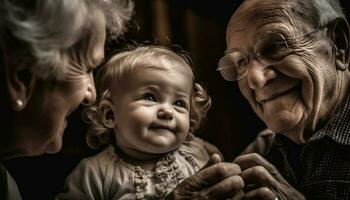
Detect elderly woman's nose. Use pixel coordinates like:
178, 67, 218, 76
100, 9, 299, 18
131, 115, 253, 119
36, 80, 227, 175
82, 82, 96, 106
247, 60, 277, 89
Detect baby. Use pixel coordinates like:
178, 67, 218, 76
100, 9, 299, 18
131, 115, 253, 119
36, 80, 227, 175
56, 45, 220, 199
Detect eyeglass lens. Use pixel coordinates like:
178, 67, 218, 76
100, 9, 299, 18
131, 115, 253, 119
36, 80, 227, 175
218, 32, 289, 81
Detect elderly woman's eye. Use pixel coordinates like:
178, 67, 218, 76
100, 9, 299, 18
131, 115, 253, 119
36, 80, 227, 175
142, 93, 157, 102
87, 68, 94, 73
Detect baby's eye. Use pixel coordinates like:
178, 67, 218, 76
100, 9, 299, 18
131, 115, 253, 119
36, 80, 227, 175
142, 93, 157, 102
173, 100, 187, 109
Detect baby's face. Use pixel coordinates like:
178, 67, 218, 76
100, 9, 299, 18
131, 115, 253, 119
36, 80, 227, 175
110, 62, 193, 160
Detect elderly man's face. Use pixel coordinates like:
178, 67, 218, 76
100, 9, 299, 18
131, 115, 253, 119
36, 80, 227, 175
225, 0, 342, 143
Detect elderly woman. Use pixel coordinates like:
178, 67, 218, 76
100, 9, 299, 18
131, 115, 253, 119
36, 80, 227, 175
217, 0, 350, 199
0, 0, 134, 199
1, 0, 247, 199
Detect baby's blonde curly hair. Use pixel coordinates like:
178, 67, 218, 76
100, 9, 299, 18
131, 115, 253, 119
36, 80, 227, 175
84, 45, 211, 149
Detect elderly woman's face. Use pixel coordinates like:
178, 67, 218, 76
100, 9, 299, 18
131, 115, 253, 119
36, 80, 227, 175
225, 1, 342, 143
13, 29, 105, 157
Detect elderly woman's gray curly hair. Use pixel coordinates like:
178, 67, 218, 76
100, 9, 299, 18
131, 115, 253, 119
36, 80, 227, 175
84, 45, 212, 149
0, 0, 134, 80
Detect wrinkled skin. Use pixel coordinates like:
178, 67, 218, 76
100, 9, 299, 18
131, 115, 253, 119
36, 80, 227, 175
166, 154, 245, 200
225, 0, 350, 199
234, 153, 305, 200
227, 0, 347, 144
2, 15, 105, 159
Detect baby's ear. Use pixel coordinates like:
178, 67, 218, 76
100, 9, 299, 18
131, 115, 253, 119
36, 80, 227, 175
99, 99, 116, 129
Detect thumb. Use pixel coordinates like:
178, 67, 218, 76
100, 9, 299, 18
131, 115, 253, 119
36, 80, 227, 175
200, 153, 222, 171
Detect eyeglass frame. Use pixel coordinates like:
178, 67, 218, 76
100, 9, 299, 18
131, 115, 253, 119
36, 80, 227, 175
217, 26, 327, 81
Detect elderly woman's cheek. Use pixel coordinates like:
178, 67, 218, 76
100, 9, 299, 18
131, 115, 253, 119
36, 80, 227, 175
65, 74, 93, 102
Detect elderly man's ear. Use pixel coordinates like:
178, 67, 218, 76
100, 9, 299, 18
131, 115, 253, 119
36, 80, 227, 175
329, 17, 350, 71
99, 99, 116, 129
6, 61, 36, 111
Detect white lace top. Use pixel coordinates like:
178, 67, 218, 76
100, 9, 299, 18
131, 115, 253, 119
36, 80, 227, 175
56, 136, 210, 200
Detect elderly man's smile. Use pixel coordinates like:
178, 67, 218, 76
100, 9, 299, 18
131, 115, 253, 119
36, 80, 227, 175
262, 86, 300, 109
255, 81, 301, 105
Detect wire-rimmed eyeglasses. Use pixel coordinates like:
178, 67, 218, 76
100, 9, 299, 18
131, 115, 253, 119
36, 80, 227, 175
217, 28, 323, 81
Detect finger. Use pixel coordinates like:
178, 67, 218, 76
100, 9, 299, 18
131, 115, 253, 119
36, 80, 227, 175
245, 187, 275, 200
210, 153, 222, 164
241, 165, 278, 188
203, 141, 224, 159
192, 153, 223, 189
194, 162, 241, 187
231, 190, 245, 200
234, 153, 284, 182
234, 153, 273, 171
202, 175, 245, 199
200, 153, 222, 171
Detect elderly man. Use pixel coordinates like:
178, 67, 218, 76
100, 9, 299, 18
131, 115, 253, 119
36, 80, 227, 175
217, 0, 350, 199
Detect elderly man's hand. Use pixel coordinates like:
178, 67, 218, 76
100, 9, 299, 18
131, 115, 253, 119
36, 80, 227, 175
166, 153, 245, 200
234, 153, 305, 200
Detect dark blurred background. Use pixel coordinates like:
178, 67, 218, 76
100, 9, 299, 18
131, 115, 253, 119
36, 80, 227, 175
4, 0, 350, 199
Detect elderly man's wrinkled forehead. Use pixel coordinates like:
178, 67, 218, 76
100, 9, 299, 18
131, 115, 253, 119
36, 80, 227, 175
228, 0, 302, 34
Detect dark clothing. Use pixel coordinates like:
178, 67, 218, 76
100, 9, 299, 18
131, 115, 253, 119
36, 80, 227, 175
0, 163, 22, 200
266, 95, 350, 200
0, 163, 8, 200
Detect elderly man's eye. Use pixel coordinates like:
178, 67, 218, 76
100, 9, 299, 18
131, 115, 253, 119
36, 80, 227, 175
265, 43, 280, 53
235, 57, 248, 73
258, 39, 289, 60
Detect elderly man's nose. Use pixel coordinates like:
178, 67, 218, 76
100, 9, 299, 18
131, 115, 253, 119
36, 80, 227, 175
82, 83, 96, 106
247, 60, 277, 89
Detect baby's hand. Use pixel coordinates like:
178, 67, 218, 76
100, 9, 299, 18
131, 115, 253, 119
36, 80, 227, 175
203, 153, 222, 166
203, 141, 224, 160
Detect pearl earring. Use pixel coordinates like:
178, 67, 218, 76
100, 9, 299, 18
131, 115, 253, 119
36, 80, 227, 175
16, 99, 23, 109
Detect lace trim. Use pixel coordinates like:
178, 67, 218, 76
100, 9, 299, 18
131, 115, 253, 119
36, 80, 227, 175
178, 149, 200, 171
131, 151, 198, 199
